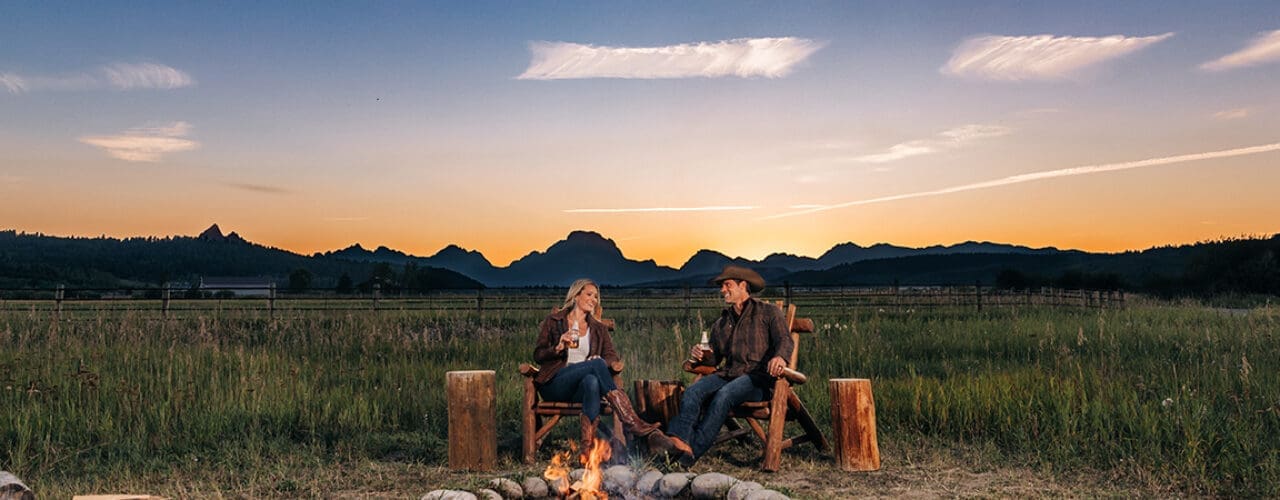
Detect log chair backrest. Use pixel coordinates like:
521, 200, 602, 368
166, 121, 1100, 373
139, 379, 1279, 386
776, 301, 800, 369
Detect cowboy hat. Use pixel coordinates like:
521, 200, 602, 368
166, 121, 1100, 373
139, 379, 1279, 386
709, 264, 765, 293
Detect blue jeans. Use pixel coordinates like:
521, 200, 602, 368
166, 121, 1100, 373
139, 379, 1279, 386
667, 374, 764, 458
537, 358, 617, 421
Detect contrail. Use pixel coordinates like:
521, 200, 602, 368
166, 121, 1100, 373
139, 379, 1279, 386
566, 206, 757, 214
761, 142, 1280, 220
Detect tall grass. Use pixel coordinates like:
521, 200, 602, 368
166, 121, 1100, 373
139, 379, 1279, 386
2, 301, 1277, 496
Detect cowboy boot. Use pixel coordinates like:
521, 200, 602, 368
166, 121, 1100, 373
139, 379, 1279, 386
646, 431, 693, 458
603, 389, 661, 437
580, 416, 598, 459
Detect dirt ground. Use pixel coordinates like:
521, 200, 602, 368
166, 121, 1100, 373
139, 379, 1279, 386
40, 437, 1173, 499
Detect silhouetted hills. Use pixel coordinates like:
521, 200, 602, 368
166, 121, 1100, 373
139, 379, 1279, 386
0, 226, 480, 292
2, 225, 1277, 298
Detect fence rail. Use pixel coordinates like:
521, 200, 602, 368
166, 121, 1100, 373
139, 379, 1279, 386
0, 283, 1124, 319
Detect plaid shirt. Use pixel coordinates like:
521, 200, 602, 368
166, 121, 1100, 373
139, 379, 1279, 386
693, 298, 794, 386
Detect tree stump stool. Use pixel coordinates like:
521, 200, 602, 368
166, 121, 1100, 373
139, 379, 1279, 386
829, 378, 881, 471
633, 379, 684, 430
447, 370, 497, 471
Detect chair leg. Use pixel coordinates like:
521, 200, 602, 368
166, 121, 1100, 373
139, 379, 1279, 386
523, 411, 537, 464
789, 391, 830, 452
762, 382, 790, 472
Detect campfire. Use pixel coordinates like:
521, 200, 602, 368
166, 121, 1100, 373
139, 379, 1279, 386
543, 437, 612, 499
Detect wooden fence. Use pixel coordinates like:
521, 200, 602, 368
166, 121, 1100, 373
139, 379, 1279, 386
0, 283, 1123, 319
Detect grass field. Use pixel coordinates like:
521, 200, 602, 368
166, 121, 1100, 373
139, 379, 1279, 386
2, 297, 1277, 497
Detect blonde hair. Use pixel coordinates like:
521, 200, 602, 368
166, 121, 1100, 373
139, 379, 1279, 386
561, 278, 600, 313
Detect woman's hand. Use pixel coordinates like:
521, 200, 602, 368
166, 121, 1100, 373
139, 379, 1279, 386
555, 331, 575, 351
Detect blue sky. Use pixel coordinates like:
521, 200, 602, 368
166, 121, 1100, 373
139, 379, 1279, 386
3, 1, 1279, 266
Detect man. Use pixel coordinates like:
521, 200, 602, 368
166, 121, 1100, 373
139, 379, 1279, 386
663, 264, 794, 466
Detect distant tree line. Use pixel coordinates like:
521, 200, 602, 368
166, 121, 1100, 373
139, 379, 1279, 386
993, 235, 1280, 298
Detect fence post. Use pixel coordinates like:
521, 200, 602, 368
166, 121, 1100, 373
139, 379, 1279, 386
784, 281, 792, 309
56, 284, 65, 320
162, 282, 171, 318
682, 285, 691, 317
373, 283, 381, 310
269, 282, 276, 319
476, 287, 484, 314
974, 280, 982, 312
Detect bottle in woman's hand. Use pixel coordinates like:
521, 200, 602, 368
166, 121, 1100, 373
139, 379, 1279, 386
568, 321, 580, 349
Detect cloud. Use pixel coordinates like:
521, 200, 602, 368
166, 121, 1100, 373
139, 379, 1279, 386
2, 62, 193, 94
942, 33, 1174, 81
79, 121, 199, 162
1201, 30, 1280, 71
325, 217, 369, 222
853, 124, 1012, 164
518, 37, 824, 80
763, 142, 1280, 220
101, 63, 194, 90
224, 182, 291, 195
1213, 108, 1251, 120
564, 205, 757, 214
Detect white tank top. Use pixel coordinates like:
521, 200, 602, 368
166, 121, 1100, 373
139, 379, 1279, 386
566, 331, 591, 364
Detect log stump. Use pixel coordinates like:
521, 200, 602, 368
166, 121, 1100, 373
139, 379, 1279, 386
829, 378, 881, 471
633, 380, 684, 430
447, 370, 497, 471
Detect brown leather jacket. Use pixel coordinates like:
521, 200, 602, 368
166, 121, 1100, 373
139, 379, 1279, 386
690, 298, 794, 386
532, 308, 621, 386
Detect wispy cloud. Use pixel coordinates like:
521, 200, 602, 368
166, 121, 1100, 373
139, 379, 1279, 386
518, 37, 824, 80
224, 182, 291, 195
853, 124, 1012, 164
1213, 108, 1251, 120
1201, 30, 1280, 71
1, 62, 193, 94
79, 121, 199, 162
325, 217, 369, 222
942, 33, 1174, 81
564, 206, 757, 214
762, 142, 1280, 220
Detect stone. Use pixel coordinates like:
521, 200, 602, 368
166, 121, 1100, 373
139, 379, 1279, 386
744, 489, 791, 500
520, 476, 549, 499
602, 465, 637, 493
690, 472, 738, 499
421, 490, 478, 500
488, 478, 523, 499
728, 481, 764, 500
570, 468, 586, 482
657, 472, 697, 498
477, 489, 503, 500
634, 470, 664, 495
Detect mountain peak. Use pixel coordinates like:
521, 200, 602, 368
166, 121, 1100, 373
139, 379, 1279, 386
198, 224, 224, 241
198, 224, 245, 243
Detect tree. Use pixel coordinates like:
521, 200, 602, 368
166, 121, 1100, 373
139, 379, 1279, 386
335, 273, 354, 294
288, 268, 313, 294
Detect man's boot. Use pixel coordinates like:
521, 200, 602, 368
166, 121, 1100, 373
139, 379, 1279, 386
604, 389, 661, 437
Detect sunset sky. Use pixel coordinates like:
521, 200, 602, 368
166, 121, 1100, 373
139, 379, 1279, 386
3, 2, 1279, 267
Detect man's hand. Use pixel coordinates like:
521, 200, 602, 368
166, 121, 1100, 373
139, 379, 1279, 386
688, 345, 704, 362
767, 356, 787, 377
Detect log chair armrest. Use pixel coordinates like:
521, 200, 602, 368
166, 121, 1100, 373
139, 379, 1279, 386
779, 367, 808, 385
519, 363, 539, 378
608, 360, 625, 374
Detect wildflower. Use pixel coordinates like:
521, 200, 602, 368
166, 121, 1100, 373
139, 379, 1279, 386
1162, 398, 1174, 408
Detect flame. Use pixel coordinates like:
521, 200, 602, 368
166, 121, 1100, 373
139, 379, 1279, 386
542, 437, 612, 499
578, 436, 612, 499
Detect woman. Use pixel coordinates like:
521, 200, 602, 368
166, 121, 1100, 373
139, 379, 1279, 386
533, 278, 683, 455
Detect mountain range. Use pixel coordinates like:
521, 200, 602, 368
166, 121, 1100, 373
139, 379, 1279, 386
4, 224, 1276, 298
324, 229, 1062, 287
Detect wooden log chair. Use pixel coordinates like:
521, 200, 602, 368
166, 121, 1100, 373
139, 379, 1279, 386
682, 302, 830, 472
519, 307, 627, 464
